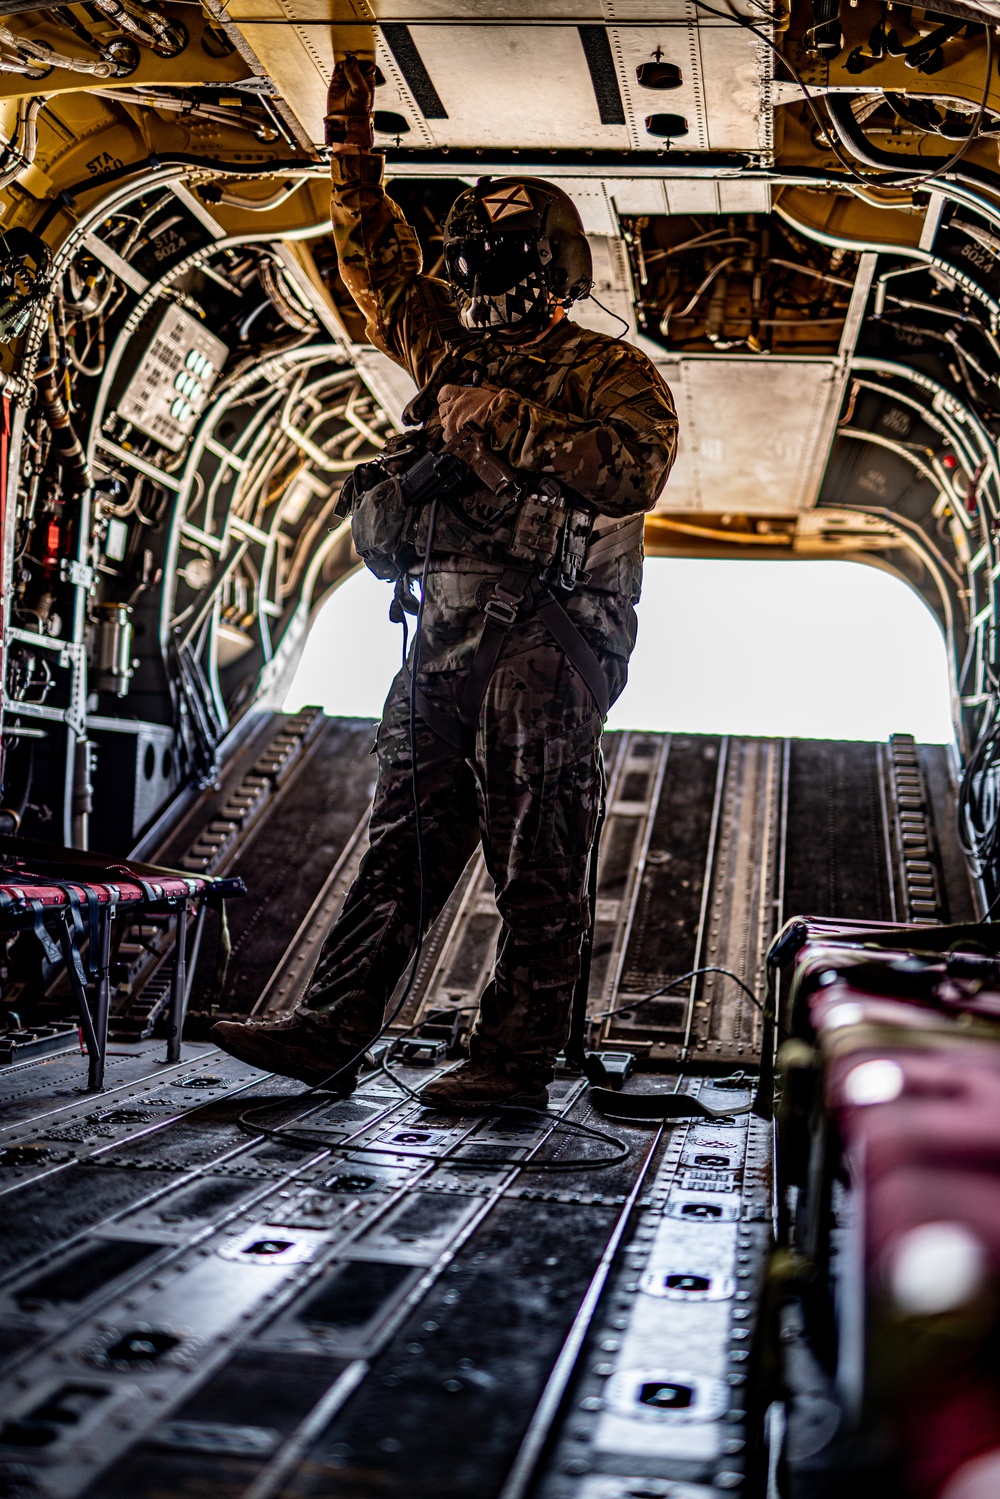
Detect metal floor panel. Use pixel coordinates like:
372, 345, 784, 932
0, 725, 974, 1499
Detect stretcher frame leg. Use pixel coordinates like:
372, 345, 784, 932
60, 922, 103, 1091
90, 906, 114, 1092
165, 899, 193, 1064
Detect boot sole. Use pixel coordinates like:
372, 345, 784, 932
211, 1024, 359, 1093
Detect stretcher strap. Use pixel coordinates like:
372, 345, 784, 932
13, 875, 96, 984
0, 868, 102, 974
59, 886, 89, 989
106, 864, 161, 903
29, 899, 62, 966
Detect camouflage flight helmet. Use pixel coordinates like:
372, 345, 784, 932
443, 177, 593, 331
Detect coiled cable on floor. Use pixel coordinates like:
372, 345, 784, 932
238, 1001, 631, 1172
239, 1071, 631, 1173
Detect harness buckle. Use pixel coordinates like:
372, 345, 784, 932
483, 591, 520, 626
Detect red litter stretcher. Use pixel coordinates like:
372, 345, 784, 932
0, 833, 244, 1092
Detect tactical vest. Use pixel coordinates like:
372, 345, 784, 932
338, 345, 645, 745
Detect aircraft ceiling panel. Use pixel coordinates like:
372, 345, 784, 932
608, 177, 771, 215
223, 4, 773, 152
607, 20, 710, 152
605, 18, 772, 155
363, 6, 772, 155
223, 2, 370, 149
696, 21, 774, 153
650, 358, 846, 514
609, 177, 670, 215
388, 25, 629, 150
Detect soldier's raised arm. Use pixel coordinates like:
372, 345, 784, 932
326, 55, 458, 384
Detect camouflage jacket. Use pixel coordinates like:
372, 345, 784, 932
329, 146, 678, 668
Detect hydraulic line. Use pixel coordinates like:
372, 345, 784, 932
774, 198, 1000, 331
213, 179, 308, 211
824, 59, 998, 192
257, 257, 317, 332
765, 257, 855, 289
91, 0, 180, 54
33, 153, 317, 237
0, 22, 112, 74
852, 354, 1000, 523
671, 256, 738, 320
94, 86, 280, 141
0, 96, 42, 193
33, 345, 92, 494
648, 516, 793, 547
848, 375, 986, 519
836, 425, 959, 515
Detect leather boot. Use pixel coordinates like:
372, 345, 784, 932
211, 1007, 367, 1091
419, 1058, 549, 1113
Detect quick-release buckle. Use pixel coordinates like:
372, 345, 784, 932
483, 591, 520, 626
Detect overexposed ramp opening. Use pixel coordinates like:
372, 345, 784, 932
284, 558, 954, 744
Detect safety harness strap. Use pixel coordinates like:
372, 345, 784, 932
533, 591, 610, 720
457, 568, 534, 740
583, 513, 644, 572
412, 682, 468, 755
411, 567, 612, 756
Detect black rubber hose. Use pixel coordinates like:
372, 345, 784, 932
811, 0, 842, 60
33, 360, 92, 492
824, 91, 1000, 194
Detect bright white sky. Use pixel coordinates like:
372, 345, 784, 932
284, 558, 955, 745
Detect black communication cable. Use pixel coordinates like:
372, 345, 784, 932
239, 1068, 632, 1171
687, 0, 883, 188
823, 28, 996, 188
238, 1001, 633, 1170
595, 964, 765, 1020
238, 996, 632, 1170
586, 289, 630, 340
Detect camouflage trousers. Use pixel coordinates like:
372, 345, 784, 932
304, 636, 626, 1080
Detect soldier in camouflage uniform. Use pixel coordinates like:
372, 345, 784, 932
213, 55, 678, 1110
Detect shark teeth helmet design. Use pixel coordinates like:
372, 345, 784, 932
458, 266, 549, 330
443, 176, 593, 332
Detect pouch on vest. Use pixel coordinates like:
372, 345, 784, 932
351, 475, 415, 581
509, 482, 566, 569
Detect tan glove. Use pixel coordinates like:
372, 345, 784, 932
438, 383, 506, 444
325, 53, 376, 149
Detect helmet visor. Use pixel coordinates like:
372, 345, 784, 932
445, 231, 542, 297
